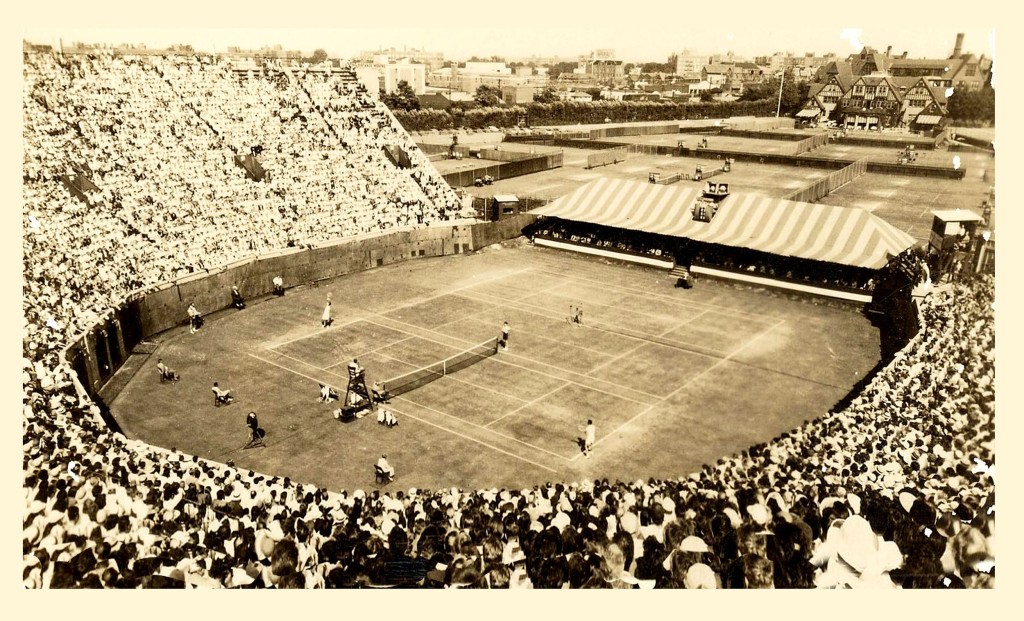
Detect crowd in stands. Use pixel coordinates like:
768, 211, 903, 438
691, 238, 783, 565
23, 51, 472, 350
528, 219, 674, 259
22, 49, 993, 589
529, 218, 877, 291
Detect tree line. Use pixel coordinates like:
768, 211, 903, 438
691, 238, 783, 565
389, 98, 776, 131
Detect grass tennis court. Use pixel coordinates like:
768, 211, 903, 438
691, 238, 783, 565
109, 243, 879, 492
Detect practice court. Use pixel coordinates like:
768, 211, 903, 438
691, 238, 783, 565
110, 244, 879, 492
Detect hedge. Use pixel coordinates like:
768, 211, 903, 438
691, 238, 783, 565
393, 99, 777, 131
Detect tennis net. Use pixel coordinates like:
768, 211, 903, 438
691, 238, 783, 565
382, 337, 500, 398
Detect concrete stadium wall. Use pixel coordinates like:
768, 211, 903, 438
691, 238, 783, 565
470, 213, 538, 249
68, 221, 536, 397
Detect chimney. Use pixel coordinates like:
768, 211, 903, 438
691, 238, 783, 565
953, 33, 964, 58
886, 45, 892, 57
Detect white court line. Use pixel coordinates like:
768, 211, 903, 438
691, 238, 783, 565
484, 380, 571, 428
389, 403, 557, 471
461, 288, 723, 360
365, 317, 658, 405
395, 395, 571, 463
270, 316, 366, 350
429, 368, 530, 403
264, 349, 347, 382
432, 307, 620, 358
322, 335, 417, 370
530, 265, 775, 320
584, 309, 709, 377
571, 317, 786, 461
267, 267, 532, 351
247, 352, 558, 474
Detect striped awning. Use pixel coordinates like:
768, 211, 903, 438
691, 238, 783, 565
531, 178, 916, 269
914, 114, 942, 125
531, 177, 712, 238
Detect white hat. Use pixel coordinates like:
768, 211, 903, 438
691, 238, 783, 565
684, 563, 718, 589
679, 536, 709, 553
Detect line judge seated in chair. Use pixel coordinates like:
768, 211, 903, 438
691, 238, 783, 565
371, 380, 389, 403
212, 382, 234, 407
377, 407, 398, 428
319, 383, 340, 403
376, 454, 395, 483
156, 358, 180, 382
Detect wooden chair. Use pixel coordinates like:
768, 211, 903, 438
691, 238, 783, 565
375, 466, 393, 484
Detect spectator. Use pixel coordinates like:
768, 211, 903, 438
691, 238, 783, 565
231, 285, 246, 310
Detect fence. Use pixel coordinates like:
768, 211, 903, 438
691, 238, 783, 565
586, 146, 630, 169
831, 133, 939, 150
723, 116, 794, 131
588, 122, 680, 139
791, 132, 830, 155
784, 158, 869, 202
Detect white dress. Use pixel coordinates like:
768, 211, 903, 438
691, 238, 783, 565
322, 302, 331, 323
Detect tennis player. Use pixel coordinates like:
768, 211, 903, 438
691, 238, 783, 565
501, 321, 510, 351
579, 419, 595, 458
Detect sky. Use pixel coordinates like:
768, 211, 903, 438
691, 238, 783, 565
18, 1, 999, 63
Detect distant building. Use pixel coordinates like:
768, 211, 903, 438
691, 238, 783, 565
801, 33, 988, 129
501, 85, 537, 105
464, 61, 512, 75
354, 66, 382, 93
577, 49, 626, 85
357, 47, 445, 71
557, 90, 594, 102
675, 50, 708, 77
383, 59, 426, 94
837, 74, 904, 129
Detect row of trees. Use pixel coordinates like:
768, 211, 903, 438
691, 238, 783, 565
391, 98, 776, 131
946, 86, 995, 123
738, 74, 810, 117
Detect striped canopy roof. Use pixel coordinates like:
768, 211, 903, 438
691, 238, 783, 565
531, 178, 916, 269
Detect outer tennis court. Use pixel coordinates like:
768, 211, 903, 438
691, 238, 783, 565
110, 243, 879, 492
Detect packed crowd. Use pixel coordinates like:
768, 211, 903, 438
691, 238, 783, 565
23, 51, 472, 349
528, 219, 674, 259
23, 264, 995, 588
22, 50, 993, 589
529, 218, 877, 291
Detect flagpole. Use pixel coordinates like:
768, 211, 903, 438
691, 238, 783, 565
776, 65, 785, 117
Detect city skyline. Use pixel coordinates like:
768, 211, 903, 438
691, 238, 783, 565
20, 1, 997, 64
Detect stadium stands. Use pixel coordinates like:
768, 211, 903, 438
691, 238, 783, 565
22, 49, 994, 588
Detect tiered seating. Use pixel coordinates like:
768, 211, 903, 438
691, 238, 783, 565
21, 49, 994, 589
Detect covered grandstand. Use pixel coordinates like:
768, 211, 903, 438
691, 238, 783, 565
531, 178, 916, 270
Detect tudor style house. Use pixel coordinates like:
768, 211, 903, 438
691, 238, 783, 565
796, 33, 988, 130
837, 75, 904, 129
